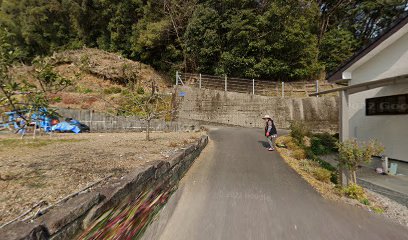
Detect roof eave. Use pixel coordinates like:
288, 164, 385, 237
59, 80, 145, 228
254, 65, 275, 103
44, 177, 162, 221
326, 13, 408, 82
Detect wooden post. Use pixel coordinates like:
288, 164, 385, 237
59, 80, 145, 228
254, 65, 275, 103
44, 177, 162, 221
281, 82, 285, 98
176, 71, 179, 86
199, 73, 202, 89
225, 75, 227, 92
38, 122, 41, 137
33, 120, 37, 139
33, 122, 37, 139
304, 83, 308, 97
89, 110, 93, 132
316, 80, 319, 97
146, 119, 151, 141
290, 84, 293, 97
252, 79, 255, 95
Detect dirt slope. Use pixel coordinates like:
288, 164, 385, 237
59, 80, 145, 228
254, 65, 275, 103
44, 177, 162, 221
51, 48, 169, 90
10, 48, 172, 113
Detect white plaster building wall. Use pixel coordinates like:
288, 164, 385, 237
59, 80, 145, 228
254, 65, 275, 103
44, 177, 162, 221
348, 31, 408, 161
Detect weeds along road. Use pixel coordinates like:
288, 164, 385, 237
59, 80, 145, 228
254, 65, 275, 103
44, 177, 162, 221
142, 127, 408, 240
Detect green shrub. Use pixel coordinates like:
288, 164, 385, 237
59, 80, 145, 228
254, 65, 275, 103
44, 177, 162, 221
314, 159, 338, 184
121, 89, 130, 95
360, 198, 370, 205
330, 172, 338, 185
137, 87, 145, 95
75, 85, 93, 94
337, 139, 384, 184
305, 148, 317, 160
310, 140, 328, 155
83, 88, 93, 94
312, 167, 332, 183
342, 184, 367, 201
290, 121, 310, 145
314, 158, 336, 172
310, 133, 338, 155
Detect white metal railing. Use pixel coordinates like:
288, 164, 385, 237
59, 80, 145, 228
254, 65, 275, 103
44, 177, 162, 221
175, 71, 339, 98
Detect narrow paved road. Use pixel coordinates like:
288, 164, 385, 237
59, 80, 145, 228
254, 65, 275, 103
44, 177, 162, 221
142, 127, 408, 240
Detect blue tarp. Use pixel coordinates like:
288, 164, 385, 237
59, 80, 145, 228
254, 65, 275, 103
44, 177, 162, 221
69, 119, 81, 125
51, 122, 81, 134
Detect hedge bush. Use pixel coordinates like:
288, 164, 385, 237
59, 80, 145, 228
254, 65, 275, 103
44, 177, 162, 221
342, 184, 367, 202
310, 133, 338, 156
290, 121, 310, 146
312, 168, 332, 183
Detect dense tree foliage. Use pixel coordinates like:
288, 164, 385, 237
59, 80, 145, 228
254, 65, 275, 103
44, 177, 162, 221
1, 0, 407, 81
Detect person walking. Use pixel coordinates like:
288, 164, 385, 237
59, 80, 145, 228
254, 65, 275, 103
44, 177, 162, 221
263, 115, 277, 151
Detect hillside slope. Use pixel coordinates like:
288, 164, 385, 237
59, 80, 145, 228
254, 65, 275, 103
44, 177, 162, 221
11, 48, 172, 113
51, 48, 169, 90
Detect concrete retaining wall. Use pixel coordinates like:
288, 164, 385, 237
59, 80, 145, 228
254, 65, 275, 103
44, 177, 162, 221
57, 108, 200, 132
175, 86, 339, 131
0, 136, 209, 240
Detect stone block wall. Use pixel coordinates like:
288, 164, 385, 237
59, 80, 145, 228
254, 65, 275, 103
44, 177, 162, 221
175, 86, 339, 131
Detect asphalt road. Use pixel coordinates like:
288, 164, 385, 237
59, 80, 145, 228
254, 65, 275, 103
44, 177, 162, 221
142, 127, 408, 240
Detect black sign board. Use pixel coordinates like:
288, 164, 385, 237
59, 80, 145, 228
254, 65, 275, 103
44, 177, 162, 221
366, 94, 408, 115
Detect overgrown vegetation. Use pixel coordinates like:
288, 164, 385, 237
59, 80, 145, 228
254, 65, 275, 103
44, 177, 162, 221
337, 139, 384, 185
290, 121, 338, 156
342, 184, 368, 203
279, 132, 337, 185
287, 121, 385, 187
310, 133, 338, 156
119, 81, 173, 141
1, 48, 73, 136
278, 121, 385, 213
1, 1, 407, 80
290, 121, 311, 146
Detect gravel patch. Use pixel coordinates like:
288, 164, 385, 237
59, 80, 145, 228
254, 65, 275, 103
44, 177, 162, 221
366, 189, 408, 227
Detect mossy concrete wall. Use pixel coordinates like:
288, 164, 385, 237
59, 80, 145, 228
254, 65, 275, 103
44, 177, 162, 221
175, 86, 339, 131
